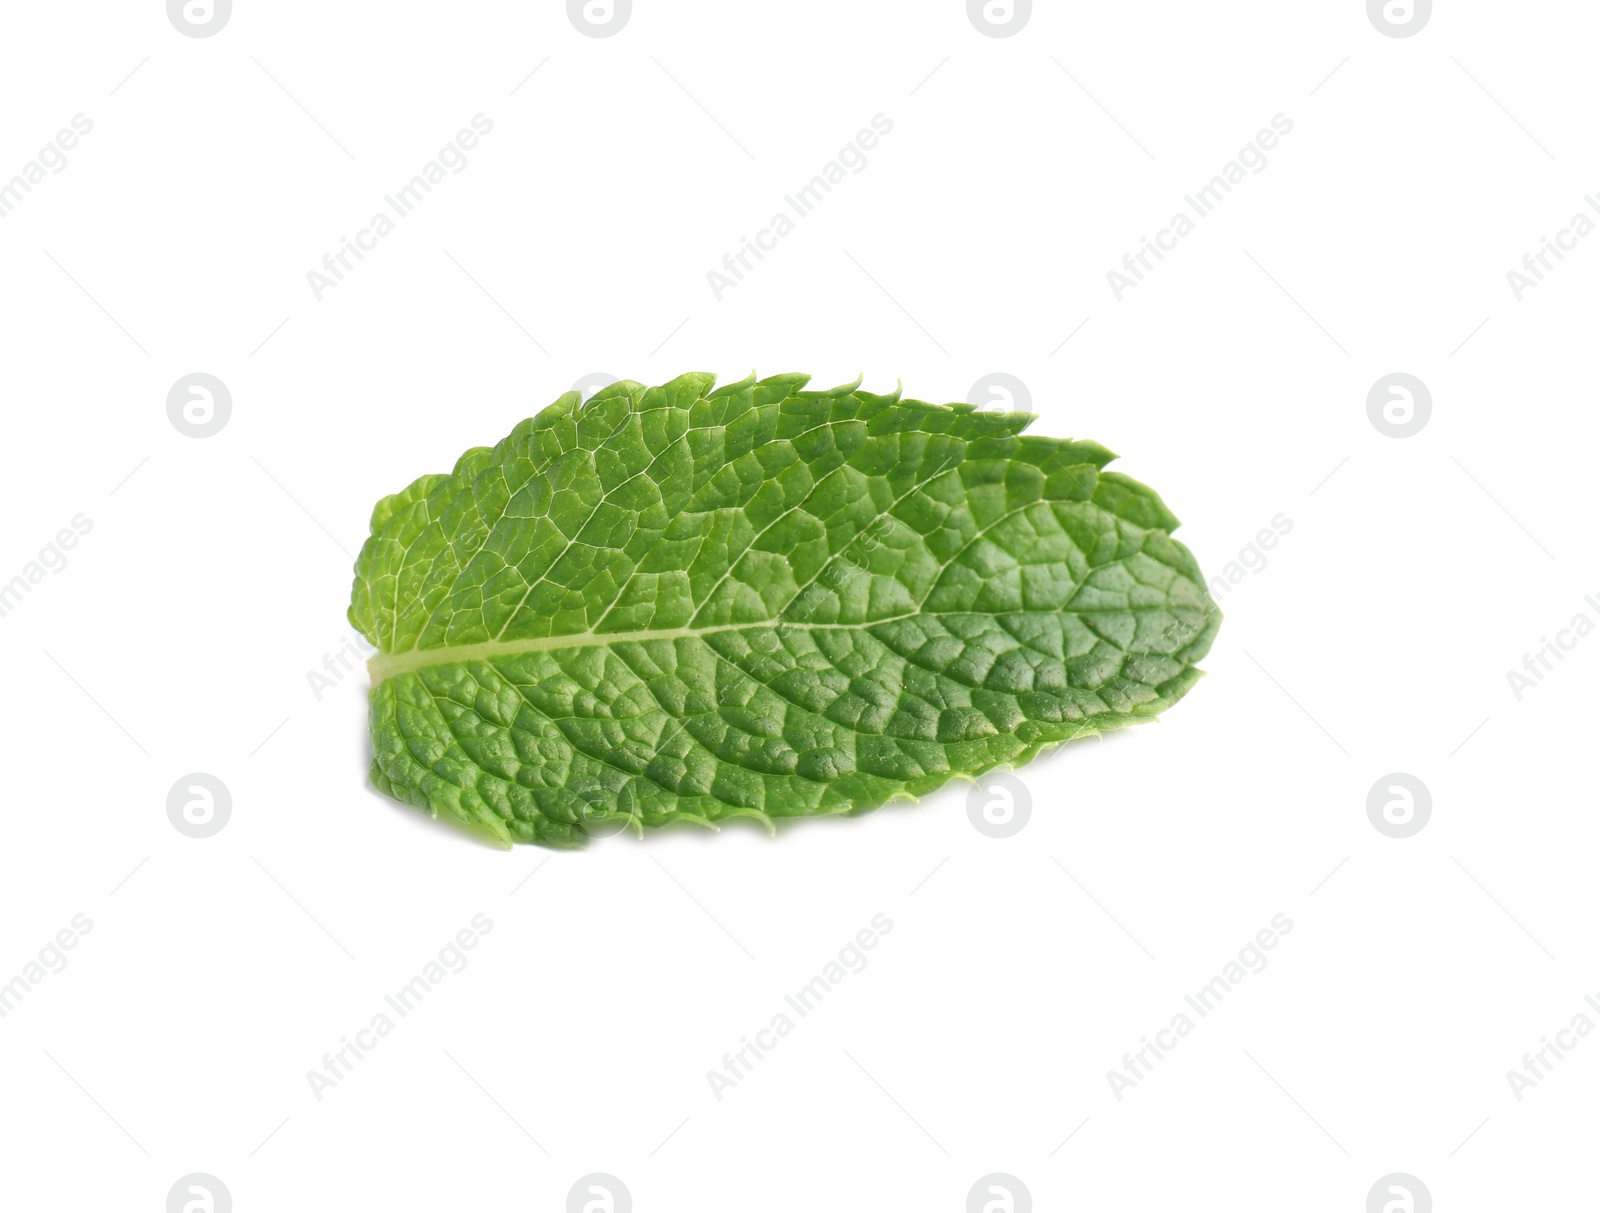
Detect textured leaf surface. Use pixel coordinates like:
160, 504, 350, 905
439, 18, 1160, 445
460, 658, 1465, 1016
350, 372, 1220, 847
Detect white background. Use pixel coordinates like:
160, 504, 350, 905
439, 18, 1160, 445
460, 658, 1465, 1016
1, 1, 1594, 1209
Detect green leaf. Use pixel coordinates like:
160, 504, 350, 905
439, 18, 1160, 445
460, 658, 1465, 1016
349, 372, 1220, 848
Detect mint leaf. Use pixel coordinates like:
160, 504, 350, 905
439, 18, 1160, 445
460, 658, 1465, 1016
350, 372, 1220, 847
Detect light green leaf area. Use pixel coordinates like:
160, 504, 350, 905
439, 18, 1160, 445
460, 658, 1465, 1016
349, 372, 1220, 848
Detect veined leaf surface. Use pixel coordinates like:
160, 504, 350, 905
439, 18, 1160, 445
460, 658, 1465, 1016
350, 372, 1220, 847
